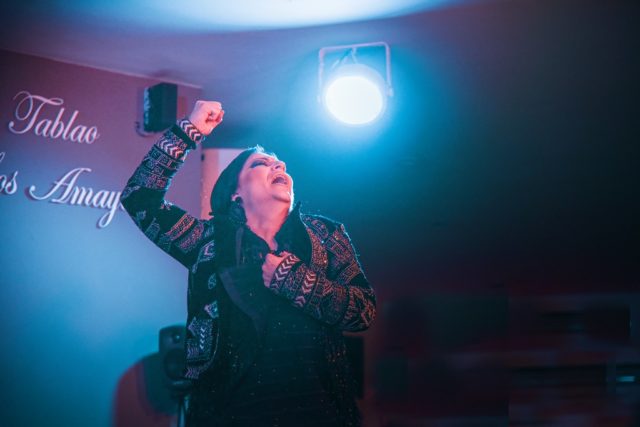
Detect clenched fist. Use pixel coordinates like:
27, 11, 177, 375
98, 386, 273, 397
188, 100, 224, 136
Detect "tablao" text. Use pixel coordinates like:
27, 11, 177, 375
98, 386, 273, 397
8, 90, 100, 144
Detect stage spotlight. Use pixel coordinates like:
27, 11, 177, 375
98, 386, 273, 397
323, 64, 386, 125
318, 42, 393, 126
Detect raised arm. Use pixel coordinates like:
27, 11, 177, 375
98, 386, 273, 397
264, 221, 376, 332
121, 101, 224, 269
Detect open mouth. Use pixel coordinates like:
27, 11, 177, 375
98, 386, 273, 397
271, 175, 288, 186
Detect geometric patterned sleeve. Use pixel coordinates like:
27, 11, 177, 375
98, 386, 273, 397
268, 221, 376, 332
120, 119, 213, 270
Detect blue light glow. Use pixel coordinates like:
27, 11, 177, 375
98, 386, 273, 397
323, 66, 387, 126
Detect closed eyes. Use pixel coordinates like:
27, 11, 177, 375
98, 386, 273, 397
250, 157, 276, 168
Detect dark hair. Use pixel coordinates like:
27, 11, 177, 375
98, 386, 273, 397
210, 145, 266, 218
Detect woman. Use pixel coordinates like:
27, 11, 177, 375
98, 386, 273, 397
121, 101, 376, 426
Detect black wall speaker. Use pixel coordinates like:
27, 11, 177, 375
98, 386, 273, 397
159, 324, 186, 382
143, 82, 177, 132
137, 325, 186, 415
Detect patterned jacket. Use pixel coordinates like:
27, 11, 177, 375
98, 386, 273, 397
121, 120, 376, 382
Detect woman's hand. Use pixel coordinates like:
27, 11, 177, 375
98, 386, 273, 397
188, 100, 224, 136
262, 252, 291, 288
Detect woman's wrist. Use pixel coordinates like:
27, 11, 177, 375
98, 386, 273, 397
172, 118, 205, 147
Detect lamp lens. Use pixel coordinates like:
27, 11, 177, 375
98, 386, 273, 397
324, 74, 385, 125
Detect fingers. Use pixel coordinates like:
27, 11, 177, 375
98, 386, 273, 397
211, 109, 224, 124
262, 270, 271, 287
205, 110, 223, 124
195, 100, 221, 111
189, 100, 224, 136
194, 100, 222, 118
262, 260, 273, 287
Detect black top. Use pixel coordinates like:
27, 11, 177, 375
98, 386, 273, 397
189, 206, 349, 426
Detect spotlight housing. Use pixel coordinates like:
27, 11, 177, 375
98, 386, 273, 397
318, 42, 393, 126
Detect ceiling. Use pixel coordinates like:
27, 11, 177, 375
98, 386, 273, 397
0, 0, 478, 84
4, 0, 472, 31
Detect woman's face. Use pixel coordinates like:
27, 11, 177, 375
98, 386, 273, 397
235, 152, 294, 210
